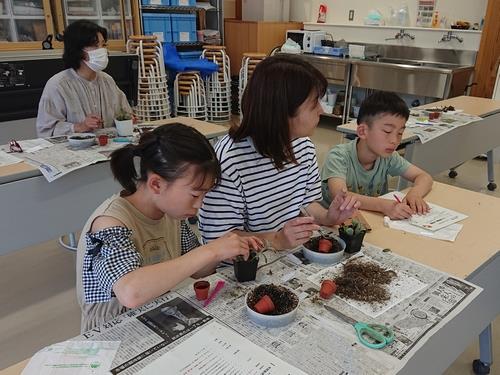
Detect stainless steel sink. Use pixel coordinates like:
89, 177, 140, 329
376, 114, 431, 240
352, 57, 474, 98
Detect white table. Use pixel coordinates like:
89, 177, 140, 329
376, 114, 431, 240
0, 117, 228, 255
337, 96, 500, 191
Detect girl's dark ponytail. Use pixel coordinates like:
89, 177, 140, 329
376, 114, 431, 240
109, 123, 221, 194
110, 144, 139, 195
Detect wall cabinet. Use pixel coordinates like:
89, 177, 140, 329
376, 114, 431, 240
224, 19, 301, 76
0, 0, 140, 50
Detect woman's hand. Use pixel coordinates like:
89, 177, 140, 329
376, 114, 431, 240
210, 232, 263, 261
74, 114, 103, 132
274, 217, 320, 250
327, 190, 360, 225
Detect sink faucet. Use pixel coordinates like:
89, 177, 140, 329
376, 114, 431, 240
385, 29, 416, 41
439, 31, 463, 43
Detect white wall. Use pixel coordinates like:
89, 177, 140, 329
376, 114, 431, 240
291, 0, 487, 26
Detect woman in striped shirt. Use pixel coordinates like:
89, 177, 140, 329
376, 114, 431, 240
199, 55, 359, 250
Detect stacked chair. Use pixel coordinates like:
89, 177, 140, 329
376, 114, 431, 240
201, 45, 232, 123
126, 35, 171, 121
173, 71, 208, 120
238, 52, 266, 114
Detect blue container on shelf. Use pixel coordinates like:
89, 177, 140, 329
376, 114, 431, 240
170, 0, 196, 6
313, 46, 348, 57
141, 0, 170, 5
171, 14, 197, 42
143, 13, 172, 43
178, 50, 202, 59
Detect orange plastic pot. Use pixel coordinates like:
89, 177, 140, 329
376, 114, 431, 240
254, 295, 275, 314
320, 279, 337, 299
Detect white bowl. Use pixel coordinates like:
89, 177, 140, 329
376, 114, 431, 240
68, 133, 96, 148
245, 286, 299, 328
302, 235, 346, 265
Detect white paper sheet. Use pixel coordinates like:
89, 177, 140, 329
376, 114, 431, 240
0, 150, 23, 167
22, 341, 121, 375
383, 191, 468, 233
384, 217, 463, 242
138, 321, 307, 375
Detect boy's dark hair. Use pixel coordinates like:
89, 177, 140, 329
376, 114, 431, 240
110, 124, 221, 195
231, 54, 327, 169
62, 20, 108, 70
357, 91, 410, 126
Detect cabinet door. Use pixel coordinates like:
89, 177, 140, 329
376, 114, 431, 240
63, 0, 133, 42
0, 0, 54, 44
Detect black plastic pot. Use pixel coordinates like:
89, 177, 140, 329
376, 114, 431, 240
234, 251, 259, 282
339, 229, 366, 254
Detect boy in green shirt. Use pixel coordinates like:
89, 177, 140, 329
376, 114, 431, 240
321, 91, 433, 220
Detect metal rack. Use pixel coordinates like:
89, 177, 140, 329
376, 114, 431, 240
139, 0, 224, 45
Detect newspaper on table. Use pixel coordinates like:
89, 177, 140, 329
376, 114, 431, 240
0, 150, 23, 167
406, 110, 482, 144
380, 191, 467, 241
2, 136, 125, 182
22, 340, 121, 375
74, 243, 481, 375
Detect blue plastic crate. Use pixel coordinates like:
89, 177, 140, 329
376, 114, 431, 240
170, 14, 197, 42
170, 0, 195, 6
143, 13, 172, 43
141, 0, 170, 5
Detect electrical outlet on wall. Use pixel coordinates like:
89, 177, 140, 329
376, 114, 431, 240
349, 9, 355, 21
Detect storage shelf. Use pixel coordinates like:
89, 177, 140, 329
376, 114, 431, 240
141, 5, 198, 12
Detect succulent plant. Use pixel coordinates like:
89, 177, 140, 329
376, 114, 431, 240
340, 219, 365, 236
115, 107, 132, 121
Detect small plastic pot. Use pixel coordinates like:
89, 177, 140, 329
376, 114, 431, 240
193, 280, 210, 300
253, 295, 275, 314
233, 251, 259, 282
98, 134, 108, 146
318, 238, 333, 253
320, 279, 337, 299
339, 229, 366, 254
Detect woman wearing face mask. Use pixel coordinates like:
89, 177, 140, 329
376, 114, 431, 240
36, 20, 133, 138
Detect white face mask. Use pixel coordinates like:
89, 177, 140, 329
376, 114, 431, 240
84, 47, 109, 72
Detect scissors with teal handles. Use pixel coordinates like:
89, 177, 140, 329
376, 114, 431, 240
324, 305, 394, 349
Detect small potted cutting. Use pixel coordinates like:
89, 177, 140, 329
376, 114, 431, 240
338, 219, 366, 254
114, 107, 134, 136
233, 250, 259, 282
246, 284, 299, 328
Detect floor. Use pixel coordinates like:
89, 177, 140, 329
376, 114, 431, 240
0, 120, 498, 374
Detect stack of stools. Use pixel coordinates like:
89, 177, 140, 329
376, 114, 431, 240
238, 52, 266, 114
201, 45, 231, 123
173, 71, 208, 120
126, 35, 171, 121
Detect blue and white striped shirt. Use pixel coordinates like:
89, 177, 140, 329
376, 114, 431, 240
199, 135, 322, 243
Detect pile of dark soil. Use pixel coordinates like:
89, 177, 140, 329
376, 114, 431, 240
334, 259, 397, 304
247, 284, 298, 315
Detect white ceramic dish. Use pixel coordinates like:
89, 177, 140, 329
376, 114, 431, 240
302, 235, 346, 265
68, 133, 96, 148
245, 287, 299, 328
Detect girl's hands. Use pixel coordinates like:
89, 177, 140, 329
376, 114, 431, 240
211, 232, 264, 261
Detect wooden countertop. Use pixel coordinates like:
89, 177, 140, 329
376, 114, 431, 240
362, 182, 500, 279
